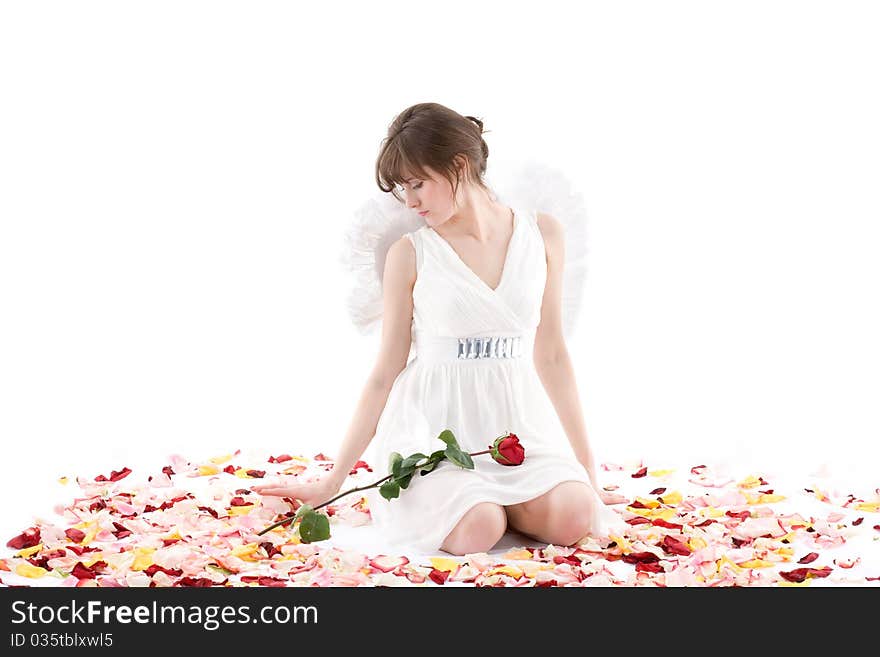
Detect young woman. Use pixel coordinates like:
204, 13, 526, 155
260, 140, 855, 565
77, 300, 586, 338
254, 102, 627, 555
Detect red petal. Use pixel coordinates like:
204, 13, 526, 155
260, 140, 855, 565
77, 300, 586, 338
798, 552, 819, 564
241, 576, 287, 587
71, 562, 97, 580
175, 577, 217, 587
622, 551, 660, 564
660, 535, 692, 556
259, 542, 283, 558
626, 517, 651, 526
95, 467, 132, 482
636, 561, 664, 573
652, 519, 683, 530
632, 467, 648, 478
649, 487, 666, 495
779, 566, 832, 582
6, 527, 41, 549
349, 460, 373, 474
428, 568, 449, 585
246, 470, 266, 478
313, 453, 332, 461
553, 555, 581, 566
223, 465, 236, 474
229, 496, 250, 507
852, 517, 863, 526
162, 466, 175, 476
144, 565, 183, 577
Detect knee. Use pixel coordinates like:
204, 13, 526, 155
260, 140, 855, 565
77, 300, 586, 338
546, 485, 595, 547
440, 502, 507, 556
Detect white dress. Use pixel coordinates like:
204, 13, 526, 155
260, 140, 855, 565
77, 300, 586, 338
361, 205, 627, 553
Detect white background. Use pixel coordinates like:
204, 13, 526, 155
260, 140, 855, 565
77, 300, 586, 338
1, 1, 878, 539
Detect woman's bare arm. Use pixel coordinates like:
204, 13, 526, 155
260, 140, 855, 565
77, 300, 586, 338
532, 213, 600, 489
325, 235, 417, 488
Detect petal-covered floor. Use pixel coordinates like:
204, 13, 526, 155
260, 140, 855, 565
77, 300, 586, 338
2, 449, 878, 587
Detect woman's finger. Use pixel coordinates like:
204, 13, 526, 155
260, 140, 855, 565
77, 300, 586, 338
253, 486, 297, 496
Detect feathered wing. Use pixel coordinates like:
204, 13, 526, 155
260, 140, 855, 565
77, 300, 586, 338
488, 160, 590, 340
339, 193, 423, 336
340, 159, 590, 339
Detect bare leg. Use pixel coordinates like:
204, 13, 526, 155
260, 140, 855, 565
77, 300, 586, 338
440, 502, 507, 556
505, 481, 595, 546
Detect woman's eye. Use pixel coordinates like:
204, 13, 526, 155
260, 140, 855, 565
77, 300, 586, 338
413, 182, 423, 189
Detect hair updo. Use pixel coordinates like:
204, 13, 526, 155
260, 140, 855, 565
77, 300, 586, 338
375, 102, 493, 204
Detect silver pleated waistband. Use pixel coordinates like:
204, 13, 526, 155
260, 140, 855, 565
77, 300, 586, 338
413, 332, 534, 365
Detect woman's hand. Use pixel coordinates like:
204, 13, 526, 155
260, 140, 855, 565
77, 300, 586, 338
599, 489, 628, 505
251, 476, 342, 509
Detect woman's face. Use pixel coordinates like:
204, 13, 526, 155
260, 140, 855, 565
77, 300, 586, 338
398, 165, 460, 229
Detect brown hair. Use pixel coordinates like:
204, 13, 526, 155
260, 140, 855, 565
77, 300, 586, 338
375, 102, 493, 205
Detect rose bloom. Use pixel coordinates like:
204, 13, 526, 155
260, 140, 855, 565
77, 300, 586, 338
490, 433, 525, 466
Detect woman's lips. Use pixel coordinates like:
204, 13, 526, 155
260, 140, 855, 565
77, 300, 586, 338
418, 210, 429, 216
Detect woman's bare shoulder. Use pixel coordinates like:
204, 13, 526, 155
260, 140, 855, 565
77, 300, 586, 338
383, 234, 417, 286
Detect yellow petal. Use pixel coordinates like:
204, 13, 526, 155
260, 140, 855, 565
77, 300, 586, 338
739, 559, 774, 568
429, 557, 460, 572
699, 507, 725, 518
80, 525, 99, 547
282, 464, 307, 476
659, 491, 683, 506
609, 534, 632, 555
487, 565, 523, 578
757, 493, 786, 504
716, 556, 743, 573
231, 543, 260, 560
209, 454, 233, 464
520, 562, 551, 578
688, 536, 708, 551
634, 496, 660, 509
854, 502, 880, 513
16, 562, 48, 578
17, 544, 43, 559
649, 469, 675, 478
228, 505, 255, 515
198, 464, 220, 476
737, 475, 763, 489
502, 549, 534, 560
131, 547, 156, 571
58, 476, 69, 485
779, 579, 811, 587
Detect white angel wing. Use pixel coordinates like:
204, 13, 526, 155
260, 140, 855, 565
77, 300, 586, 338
339, 193, 423, 336
488, 159, 591, 340
340, 159, 590, 340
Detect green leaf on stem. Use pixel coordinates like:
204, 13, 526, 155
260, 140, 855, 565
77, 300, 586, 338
389, 452, 404, 478
398, 453, 426, 479
437, 429, 459, 449
380, 480, 401, 500
298, 509, 330, 543
444, 446, 474, 470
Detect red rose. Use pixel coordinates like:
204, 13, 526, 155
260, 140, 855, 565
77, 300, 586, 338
490, 433, 525, 466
